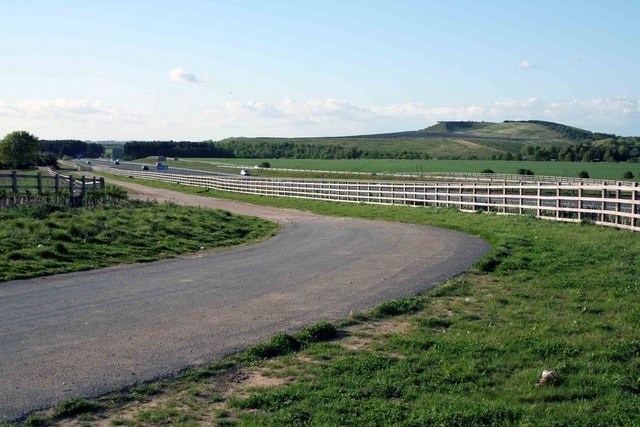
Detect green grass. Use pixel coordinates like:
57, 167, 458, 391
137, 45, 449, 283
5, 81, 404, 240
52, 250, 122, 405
0, 201, 278, 281
183, 158, 640, 181
10, 177, 640, 425
471, 122, 565, 140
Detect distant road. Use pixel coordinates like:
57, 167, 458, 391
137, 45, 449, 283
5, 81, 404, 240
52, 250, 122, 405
0, 182, 489, 420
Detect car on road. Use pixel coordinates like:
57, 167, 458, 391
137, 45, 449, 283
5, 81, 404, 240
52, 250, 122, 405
141, 165, 149, 170
240, 169, 251, 176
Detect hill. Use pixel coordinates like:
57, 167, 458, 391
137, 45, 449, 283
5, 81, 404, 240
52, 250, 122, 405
212, 120, 605, 160
122, 121, 639, 162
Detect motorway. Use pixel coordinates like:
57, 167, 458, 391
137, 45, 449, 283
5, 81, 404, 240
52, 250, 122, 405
0, 182, 489, 420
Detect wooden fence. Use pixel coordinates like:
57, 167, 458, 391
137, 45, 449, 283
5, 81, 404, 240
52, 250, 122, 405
0, 171, 105, 208
0, 170, 104, 195
214, 163, 621, 186
103, 167, 640, 232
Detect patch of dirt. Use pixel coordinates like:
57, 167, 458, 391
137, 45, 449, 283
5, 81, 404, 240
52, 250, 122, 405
450, 139, 502, 152
340, 319, 412, 351
230, 371, 292, 391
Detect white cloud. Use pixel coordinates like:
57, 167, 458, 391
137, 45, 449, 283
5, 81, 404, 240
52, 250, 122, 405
168, 67, 205, 83
0, 98, 141, 120
516, 59, 540, 69
205, 96, 640, 137
0, 98, 146, 140
1, 96, 639, 140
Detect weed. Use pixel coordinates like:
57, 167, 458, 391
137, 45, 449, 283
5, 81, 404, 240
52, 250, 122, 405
296, 321, 338, 344
51, 398, 103, 418
371, 296, 424, 318
246, 333, 302, 360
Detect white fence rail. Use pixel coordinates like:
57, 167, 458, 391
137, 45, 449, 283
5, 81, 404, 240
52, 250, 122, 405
211, 162, 621, 185
104, 168, 640, 232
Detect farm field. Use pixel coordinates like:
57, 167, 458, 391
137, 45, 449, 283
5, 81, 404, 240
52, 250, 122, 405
26, 177, 640, 426
187, 158, 640, 181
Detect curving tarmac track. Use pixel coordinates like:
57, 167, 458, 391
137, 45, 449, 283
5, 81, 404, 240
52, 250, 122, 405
0, 182, 489, 420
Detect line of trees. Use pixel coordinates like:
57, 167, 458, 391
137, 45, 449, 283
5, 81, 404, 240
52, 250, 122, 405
0, 132, 107, 169
39, 140, 104, 159
121, 137, 640, 163
123, 141, 232, 159
214, 140, 430, 160
122, 140, 431, 160
520, 138, 640, 162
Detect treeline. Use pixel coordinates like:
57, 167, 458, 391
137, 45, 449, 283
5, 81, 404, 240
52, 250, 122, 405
120, 134, 639, 163
214, 140, 430, 160
39, 140, 104, 158
123, 139, 430, 160
123, 141, 232, 159
519, 137, 640, 162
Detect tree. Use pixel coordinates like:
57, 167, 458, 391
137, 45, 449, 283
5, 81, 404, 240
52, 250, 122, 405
0, 131, 40, 169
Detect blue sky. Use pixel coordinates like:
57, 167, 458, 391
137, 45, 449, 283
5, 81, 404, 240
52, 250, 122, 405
1, 0, 639, 140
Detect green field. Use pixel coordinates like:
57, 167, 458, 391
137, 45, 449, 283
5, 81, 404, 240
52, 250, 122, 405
188, 158, 640, 181
25, 177, 640, 426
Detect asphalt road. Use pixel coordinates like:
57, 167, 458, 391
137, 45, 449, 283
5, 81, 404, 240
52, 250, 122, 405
0, 183, 489, 420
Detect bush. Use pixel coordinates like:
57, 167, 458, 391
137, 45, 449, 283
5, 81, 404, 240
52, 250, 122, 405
623, 171, 634, 179
257, 161, 271, 168
372, 296, 424, 318
578, 170, 590, 179
481, 169, 495, 174
517, 168, 534, 175
52, 398, 103, 418
297, 321, 338, 344
247, 333, 302, 359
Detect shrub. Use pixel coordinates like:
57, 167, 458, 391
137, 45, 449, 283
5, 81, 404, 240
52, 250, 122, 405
517, 168, 534, 175
247, 333, 302, 359
481, 169, 495, 174
372, 296, 424, 318
257, 161, 271, 168
52, 398, 103, 418
578, 170, 590, 179
623, 171, 634, 179
297, 321, 338, 344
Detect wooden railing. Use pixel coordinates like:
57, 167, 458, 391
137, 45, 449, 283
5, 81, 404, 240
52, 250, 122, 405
213, 163, 622, 185
0, 170, 105, 208
103, 168, 640, 232
0, 170, 104, 194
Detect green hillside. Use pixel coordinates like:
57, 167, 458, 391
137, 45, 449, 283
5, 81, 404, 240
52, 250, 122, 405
124, 121, 638, 162
213, 121, 609, 160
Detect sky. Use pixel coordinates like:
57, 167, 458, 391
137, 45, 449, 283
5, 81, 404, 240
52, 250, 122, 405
1, 0, 639, 141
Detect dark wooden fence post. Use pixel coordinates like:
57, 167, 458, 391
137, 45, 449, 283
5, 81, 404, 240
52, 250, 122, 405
11, 170, 17, 193
37, 172, 42, 194
69, 175, 74, 206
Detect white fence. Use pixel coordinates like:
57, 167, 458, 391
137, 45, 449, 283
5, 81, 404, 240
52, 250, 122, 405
213, 163, 621, 186
104, 168, 640, 232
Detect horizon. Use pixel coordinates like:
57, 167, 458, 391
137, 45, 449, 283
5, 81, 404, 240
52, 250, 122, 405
1, 1, 639, 140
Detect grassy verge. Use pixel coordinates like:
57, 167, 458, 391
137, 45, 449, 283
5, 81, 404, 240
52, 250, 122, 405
10, 177, 640, 426
0, 200, 279, 281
